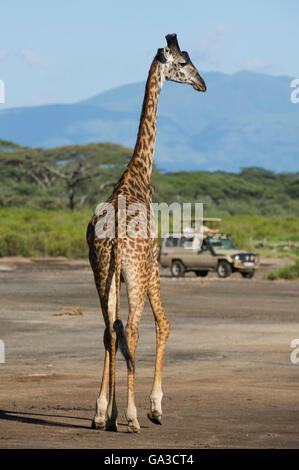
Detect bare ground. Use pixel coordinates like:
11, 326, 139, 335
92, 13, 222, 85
0, 257, 298, 449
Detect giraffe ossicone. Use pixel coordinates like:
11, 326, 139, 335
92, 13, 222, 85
87, 33, 206, 433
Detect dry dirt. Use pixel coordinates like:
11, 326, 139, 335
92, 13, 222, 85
0, 257, 298, 449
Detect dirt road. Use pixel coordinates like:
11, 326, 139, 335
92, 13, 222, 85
0, 258, 298, 448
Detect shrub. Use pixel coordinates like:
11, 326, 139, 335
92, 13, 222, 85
265, 259, 299, 280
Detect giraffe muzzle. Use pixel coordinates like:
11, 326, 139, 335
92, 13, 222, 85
193, 81, 207, 92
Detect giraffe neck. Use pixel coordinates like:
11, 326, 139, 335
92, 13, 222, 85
126, 59, 163, 188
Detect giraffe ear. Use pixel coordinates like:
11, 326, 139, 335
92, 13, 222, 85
156, 48, 167, 64
163, 47, 172, 60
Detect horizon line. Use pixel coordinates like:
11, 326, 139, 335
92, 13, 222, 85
0, 68, 295, 112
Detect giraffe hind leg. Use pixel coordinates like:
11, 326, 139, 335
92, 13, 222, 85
104, 274, 119, 432
91, 252, 118, 431
91, 327, 109, 430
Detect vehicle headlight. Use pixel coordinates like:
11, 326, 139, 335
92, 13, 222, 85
234, 255, 240, 261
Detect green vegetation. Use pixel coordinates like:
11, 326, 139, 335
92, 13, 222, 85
0, 208, 298, 260
0, 141, 132, 211
265, 259, 299, 280
221, 215, 299, 257
0, 141, 299, 216
0, 141, 299, 262
0, 208, 90, 258
154, 168, 299, 217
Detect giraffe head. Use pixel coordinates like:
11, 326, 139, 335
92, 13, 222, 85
156, 34, 206, 92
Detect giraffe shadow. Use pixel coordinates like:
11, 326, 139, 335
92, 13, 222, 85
0, 409, 90, 429
0, 409, 149, 432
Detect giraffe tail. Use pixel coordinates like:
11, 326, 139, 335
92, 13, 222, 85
113, 320, 134, 373
113, 239, 134, 373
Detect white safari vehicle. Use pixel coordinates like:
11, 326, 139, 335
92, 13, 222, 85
159, 220, 259, 278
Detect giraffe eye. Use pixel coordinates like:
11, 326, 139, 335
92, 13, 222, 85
179, 62, 187, 67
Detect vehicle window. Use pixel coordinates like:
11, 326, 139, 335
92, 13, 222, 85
165, 237, 179, 247
209, 238, 235, 249
180, 237, 194, 247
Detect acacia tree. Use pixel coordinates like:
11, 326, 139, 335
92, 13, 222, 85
0, 142, 131, 210
45, 161, 114, 210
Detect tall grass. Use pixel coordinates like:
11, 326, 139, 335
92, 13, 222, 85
222, 215, 299, 243
265, 259, 299, 280
0, 208, 91, 258
0, 208, 298, 258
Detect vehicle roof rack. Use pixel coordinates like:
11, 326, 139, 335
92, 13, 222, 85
203, 218, 222, 222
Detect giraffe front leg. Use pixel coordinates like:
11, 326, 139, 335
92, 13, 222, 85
148, 325, 164, 425
92, 329, 118, 431
147, 269, 170, 425
148, 318, 170, 425
121, 244, 150, 433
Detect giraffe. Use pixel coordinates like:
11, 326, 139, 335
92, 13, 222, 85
86, 33, 206, 433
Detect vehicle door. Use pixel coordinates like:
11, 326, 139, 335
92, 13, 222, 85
160, 236, 180, 267
196, 239, 216, 268
178, 236, 196, 268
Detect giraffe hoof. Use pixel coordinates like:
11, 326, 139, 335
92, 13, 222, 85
127, 420, 141, 433
91, 419, 105, 430
105, 421, 118, 432
147, 412, 162, 425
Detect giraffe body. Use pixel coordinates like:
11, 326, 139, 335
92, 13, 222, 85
87, 34, 206, 433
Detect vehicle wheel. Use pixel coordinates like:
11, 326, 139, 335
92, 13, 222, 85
195, 270, 209, 277
171, 260, 185, 278
217, 260, 231, 278
241, 270, 255, 279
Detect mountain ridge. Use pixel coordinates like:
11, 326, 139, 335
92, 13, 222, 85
0, 70, 298, 172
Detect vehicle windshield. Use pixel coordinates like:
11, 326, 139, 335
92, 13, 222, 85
209, 237, 235, 250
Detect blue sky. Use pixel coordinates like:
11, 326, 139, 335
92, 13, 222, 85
0, 0, 298, 109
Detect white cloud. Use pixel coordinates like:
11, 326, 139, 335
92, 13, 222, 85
240, 57, 275, 71
191, 24, 225, 66
0, 48, 54, 69
25, 93, 58, 107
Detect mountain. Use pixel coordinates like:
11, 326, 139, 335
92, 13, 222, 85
0, 70, 298, 172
